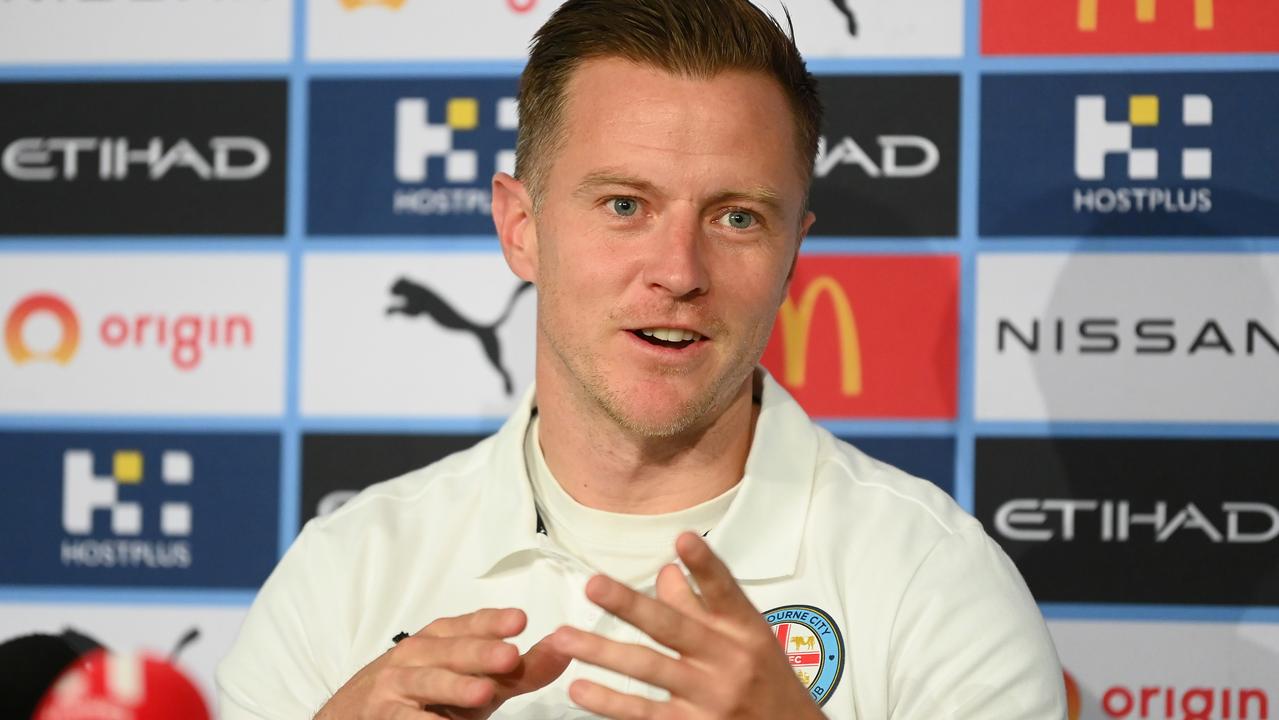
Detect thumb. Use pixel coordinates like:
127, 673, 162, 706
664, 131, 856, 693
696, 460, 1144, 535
492, 636, 571, 702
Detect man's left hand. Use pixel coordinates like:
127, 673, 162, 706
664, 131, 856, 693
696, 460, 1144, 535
548, 531, 825, 719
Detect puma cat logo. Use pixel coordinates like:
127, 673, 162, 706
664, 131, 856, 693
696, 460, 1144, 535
387, 277, 534, 395
828, 0, 858, 36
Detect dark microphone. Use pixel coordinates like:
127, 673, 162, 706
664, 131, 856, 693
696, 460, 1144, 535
0, 629, 103, 719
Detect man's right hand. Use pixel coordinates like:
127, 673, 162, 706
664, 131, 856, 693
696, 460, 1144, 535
314, 608, 570, 720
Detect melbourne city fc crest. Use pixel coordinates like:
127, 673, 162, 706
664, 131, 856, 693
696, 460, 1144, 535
764, 604, 845, 706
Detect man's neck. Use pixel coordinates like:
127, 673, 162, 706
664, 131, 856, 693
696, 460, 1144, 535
534, 369, 758, 515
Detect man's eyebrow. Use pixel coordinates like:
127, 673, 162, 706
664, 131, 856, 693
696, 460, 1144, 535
572, 171, 660, 199
574, 172, 785, 214
705, 186, 785, 214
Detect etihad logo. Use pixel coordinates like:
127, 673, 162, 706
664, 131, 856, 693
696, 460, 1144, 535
4, 292, 254, 371
775, 276, 862, 397
1, 137, 270, 182
387, 277, 533, 395
5, 293, 79, 365
392, 95, 517, 217
814, 134, 939, 180
995, 498, 1279, 544
1078, 0, 1214, 31
1062, 667, 1269, 720
61, 449, 193, 569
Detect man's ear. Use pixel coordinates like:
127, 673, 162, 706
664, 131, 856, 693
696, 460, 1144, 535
492, 172, 538, 283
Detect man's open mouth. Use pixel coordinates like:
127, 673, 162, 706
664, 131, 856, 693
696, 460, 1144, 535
632, 327, 704, 350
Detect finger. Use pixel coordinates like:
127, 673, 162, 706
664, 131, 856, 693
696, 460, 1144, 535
655, 563, 706, 620
551, 626, 703, 700
568, 678, 666, 720
393, 635, 520, 675
491, 635, 572, 701
675, 532, 760, 619
418, 607, 526, 639
386, 706, 448, 720
391, 665, 496, 708
584, 574, 727, 657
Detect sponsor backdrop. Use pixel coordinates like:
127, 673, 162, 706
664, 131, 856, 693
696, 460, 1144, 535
0, 0, 1275, 713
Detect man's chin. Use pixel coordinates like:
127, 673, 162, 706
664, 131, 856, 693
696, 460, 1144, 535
595, 380, 724, 439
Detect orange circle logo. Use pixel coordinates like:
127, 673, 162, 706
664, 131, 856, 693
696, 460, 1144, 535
1064, 670, 1081, 720
5, 293, 80, 365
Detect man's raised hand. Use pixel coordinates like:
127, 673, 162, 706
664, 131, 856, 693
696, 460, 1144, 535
549, 532, 825, 720
314, 608, 569, 720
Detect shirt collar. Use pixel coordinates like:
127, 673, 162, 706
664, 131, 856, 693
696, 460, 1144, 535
459, 383, 546, 578
459, 369, 818, 581
704, 370, 817, 581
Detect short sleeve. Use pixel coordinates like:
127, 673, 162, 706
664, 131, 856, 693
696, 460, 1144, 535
886, 524, 1066, 719
216, 522, 346, 719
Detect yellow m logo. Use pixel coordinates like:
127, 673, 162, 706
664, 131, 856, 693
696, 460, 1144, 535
1078, 0, 1214, 30
341, 0, 406, 9
776, 276, 862, 396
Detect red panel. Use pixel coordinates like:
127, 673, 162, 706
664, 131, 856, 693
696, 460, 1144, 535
759, 255, 958, 420
983, 0, 1279, 55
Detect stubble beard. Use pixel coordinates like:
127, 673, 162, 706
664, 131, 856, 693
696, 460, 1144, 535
543, 306, 767, 440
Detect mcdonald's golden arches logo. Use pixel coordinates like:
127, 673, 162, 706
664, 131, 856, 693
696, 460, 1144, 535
1078, 0, 1214, 31
775, 276, 862, 397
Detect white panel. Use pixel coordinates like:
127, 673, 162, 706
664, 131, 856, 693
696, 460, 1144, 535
1049, 620, 1279, 720
0, 253, 286, 415
976, 254, 1279, 422
301, 252, 536, 417
0, 0, 290, 63
308, 0, 961, 61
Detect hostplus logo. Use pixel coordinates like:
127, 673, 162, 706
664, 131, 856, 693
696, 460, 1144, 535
61, 449, 193, 569
1073, 93, 1213, 214
4, 292, 254, 371
392, 95, 517, 217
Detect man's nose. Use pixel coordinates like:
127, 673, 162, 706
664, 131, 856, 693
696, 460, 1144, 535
641, 207, 710, 299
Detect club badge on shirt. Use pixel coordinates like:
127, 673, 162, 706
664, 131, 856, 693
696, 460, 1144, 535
763, 604, 845, 707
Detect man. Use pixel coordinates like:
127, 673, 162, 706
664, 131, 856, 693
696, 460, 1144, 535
218, 1, 1066, 718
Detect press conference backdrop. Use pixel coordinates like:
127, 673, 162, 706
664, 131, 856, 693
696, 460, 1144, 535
1, 0, 1277, 716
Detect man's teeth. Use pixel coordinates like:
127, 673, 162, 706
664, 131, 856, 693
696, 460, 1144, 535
640, 328, 702, 342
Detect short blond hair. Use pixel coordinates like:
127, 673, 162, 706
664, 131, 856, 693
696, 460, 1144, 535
516, 0, 822, 206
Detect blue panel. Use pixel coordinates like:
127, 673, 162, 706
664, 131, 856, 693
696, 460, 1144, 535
980, 71, 1279, 237
837, 435, 956, 498
0, 432, 280, 589
308, 77, 519, 236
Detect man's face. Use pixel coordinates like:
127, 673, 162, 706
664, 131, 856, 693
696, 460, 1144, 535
528, 57, 814, 437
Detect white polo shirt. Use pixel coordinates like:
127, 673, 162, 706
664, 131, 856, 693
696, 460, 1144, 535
217, 373, 1065, 719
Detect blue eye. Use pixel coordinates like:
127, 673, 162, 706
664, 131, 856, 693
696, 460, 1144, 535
724, 210, 755, 229
610, 198, 638, 217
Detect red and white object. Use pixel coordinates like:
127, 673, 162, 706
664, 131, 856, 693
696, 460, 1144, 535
33, 648, 210, 720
